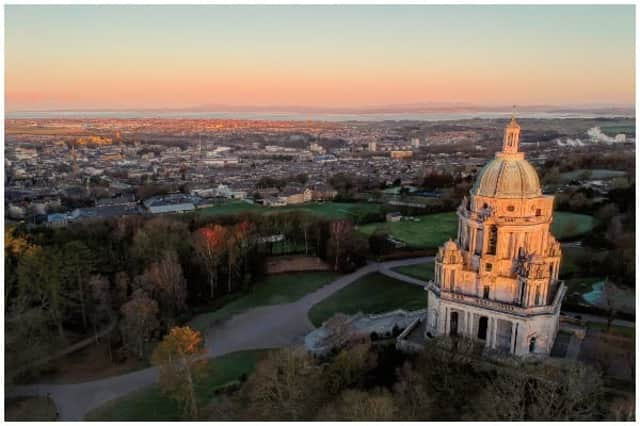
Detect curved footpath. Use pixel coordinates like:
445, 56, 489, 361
8, 257, 432, 421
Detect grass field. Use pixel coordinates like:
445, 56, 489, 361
85, 350, 267, 421
357, 212, 458, 249
197, 200, 264, 216
551, 212, 596, 240
190, 271, 339, 333
5, 396, 57, 421
391, 261, 435, 281
308, 273, 426, 327
197, 201, 382, 221
559, 169, 627, 182
357, 211, 594, 248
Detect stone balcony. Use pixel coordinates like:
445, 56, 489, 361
427, 280, 566, 319
457, 205, 551, 226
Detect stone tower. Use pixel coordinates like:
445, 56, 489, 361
425, 117, 565, 356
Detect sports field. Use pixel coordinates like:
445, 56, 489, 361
357, 211, 595, 248
197, 201, 382, 221
559, 169, 627, 182
357, 212, 458, 249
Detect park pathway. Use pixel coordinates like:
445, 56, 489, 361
7, 256, 433, 421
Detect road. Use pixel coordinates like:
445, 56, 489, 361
7, 257, 433, 421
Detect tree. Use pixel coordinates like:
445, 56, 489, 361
88, 274, 112, 340
600, 279, 622, 332
328, 219, 353, 271
469, 358, 603, 421
146, 250, 187, 323
62, 241, 96, 331
191, 225, 228, 299
16, 246, 67, 340
298, 213, 315, 255
393, 361, 435, 420
5, 306, 55, 382
316, 389, 395, 420
245, 347, 324, 420
5, 227, 33, 306
324, 341, 377, 395
113, 271, 131, 308
132, 217, 190, 269
225, 222, 252, 294
369, 230, 394, 257
120, 289, 160, 359
152, 326, 206, 419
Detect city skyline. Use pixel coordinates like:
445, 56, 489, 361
5, 5, 636, 112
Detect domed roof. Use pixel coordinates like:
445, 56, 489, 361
471, 156, 542, 199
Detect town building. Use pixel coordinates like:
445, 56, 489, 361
390, 150, 413, 159
425, 117, 565, 356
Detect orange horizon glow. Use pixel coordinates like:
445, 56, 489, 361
5, 5, 635, 111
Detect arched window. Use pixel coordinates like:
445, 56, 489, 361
534, 286, 541, 305
483, 285, 490, 299
529, 337, 536, 353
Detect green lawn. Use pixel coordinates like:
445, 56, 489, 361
391, 261, 435, 282
559, 169, 627, 182
308, 273, 426, 327
273, 202, 382, 220
85, 350, 268, 421
551, 212, 596, 240
197, 201, 382, 221
190, 271, 339, 333
356, 212, 458, 249
197, 200, 264, 217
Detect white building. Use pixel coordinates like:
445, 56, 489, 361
425, 117, 565, 356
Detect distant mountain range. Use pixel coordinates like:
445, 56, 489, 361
179, 103, 635, 115
10, 103, 635, 115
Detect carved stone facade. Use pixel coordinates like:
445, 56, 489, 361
425, 117, 565, 356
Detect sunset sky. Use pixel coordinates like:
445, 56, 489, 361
5, 5, 636, 112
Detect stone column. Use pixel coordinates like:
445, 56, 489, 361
444, 307, 449, 335
491, 318, 498, 349
485, 317, 492, 348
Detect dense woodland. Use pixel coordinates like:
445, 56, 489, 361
4, 210, 368, 382
207, 336, 631, 421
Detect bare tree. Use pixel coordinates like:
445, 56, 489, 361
316, 388, 395, 420
120, 289, 160, 359
191, 225, 228, 299
146, 250, 187, 322
328, 219, 353, 271
600, 278, 622, 332
244, 347, 324, 420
